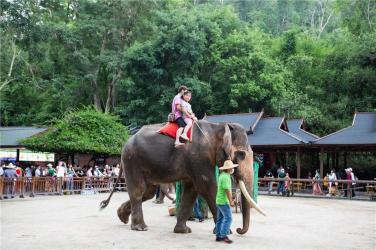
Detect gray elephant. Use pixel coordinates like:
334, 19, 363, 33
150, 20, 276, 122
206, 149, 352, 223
101, 120, 265, 234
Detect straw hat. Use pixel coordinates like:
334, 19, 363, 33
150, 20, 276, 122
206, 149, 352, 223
5, 163, 16, 169
219, 160, 238, 170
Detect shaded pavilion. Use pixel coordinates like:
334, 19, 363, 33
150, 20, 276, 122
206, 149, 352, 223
312, 112, 376, 177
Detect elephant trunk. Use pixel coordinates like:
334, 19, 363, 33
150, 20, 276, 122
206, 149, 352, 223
237, 188, 250, 234
236, 180, 266, 234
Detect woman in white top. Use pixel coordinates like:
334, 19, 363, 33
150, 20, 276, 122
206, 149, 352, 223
180, 90, 197, 141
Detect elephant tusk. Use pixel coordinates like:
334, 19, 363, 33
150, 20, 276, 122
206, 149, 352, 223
239, 180, 267, 216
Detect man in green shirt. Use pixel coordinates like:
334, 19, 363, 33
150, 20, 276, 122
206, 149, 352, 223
215, 160, 237, 244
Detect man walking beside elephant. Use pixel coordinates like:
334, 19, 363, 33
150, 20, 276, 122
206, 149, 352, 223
215, 160, 237, 243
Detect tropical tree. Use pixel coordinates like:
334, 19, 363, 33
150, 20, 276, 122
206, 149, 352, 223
22, 107, 129, 156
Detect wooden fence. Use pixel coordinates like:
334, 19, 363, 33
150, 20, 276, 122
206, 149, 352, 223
258, 178, 376, 200
1, 176, 375, 201
0, 177, 126, 199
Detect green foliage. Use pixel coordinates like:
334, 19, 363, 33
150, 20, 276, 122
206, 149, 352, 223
21, 108, 129, 156
1, 0, 375, 137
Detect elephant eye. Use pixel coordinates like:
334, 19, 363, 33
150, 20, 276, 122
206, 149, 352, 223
234, 150, 246, 161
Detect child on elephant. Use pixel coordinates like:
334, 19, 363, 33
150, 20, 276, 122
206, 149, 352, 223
180, 90, 197, 141
215, 160, 237, 243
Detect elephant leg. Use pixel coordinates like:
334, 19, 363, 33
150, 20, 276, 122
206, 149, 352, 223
195, 178, 218, 234
117, 185, 157, 225
198, 184, 217, 223
174, 182, 197, 234
117, 200, 131, 224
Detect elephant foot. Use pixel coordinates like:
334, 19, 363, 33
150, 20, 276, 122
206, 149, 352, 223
117, 205, 131, 224
174, 224, 192, 234
131, 223, 148, 231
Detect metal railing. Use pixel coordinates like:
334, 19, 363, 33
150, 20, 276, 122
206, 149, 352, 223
0, 177, 127, 199
258, 178, 376, 200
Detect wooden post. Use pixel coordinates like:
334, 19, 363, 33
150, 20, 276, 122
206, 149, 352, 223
296, 147, 301, 179
30, 178, 35, 197
320, 147, 324, 179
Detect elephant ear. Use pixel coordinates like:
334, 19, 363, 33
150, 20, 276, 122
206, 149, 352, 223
216, 124, 233, 167
222, 124, 233, 159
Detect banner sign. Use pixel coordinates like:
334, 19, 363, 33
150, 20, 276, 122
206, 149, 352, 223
19, 150, 54, 162
0, 149, 17, 161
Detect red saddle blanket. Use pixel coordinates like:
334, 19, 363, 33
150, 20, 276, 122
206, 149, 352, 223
158, 122, 192, 140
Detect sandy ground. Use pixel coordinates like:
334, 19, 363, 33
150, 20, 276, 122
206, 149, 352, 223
1, 193, 375, 250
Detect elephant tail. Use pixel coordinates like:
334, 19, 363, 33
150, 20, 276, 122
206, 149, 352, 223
99, 162, 124, 210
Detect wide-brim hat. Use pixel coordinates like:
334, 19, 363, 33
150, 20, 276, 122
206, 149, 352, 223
5, 163, 16, 169
219, 160, 238, 170
47, 163, 53, 167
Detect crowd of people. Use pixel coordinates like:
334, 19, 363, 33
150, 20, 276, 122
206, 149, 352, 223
0, 162, 121, 179
263, 165, 358, 198
0, 161, 122, 199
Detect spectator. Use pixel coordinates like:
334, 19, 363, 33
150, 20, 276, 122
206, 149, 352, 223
86, 167, 93, 177
66, 164, 77, 194
264, 170, 274, 195
47, 163, 56, 176
94, 165, 104, 177
113, 164, 120, 177
284, 173, 291, 197
312, 170, 323, 195
15, 165, 22, 177
56, 162, 67, 178
0, 163, 4, 177
328, 169, 338, 197
25, 165, 33, 178
344, 168, 356, 198
4, 163, 18, 199
323, 173, 329, 193
277, 168, 286, 195
193, 198, 204, 222
42, 166, 48, 177
35, 166, 42, 177
86, 166, 93, 189
103, 165, 111, 177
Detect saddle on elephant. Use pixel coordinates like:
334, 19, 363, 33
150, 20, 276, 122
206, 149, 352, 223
158, 122, 193, 142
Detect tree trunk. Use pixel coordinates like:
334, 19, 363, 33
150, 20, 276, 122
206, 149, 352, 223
91, 79, 102, 112
104, 71, 121, 114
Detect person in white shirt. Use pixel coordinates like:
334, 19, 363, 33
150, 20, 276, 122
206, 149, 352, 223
25, 166, 33, 178
56, 162, 67, 178
328, 169, 338, 196
35, 166, 41, 177
94, 165, 104, 177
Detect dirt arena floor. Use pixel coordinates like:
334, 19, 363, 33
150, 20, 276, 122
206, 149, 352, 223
1, 193, 375, 250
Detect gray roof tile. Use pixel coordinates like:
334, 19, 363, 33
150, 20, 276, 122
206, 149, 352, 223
249, 117, 304, 146
314, 113, 376, 145
287, 119, 320, 143
0, 127, 47, 147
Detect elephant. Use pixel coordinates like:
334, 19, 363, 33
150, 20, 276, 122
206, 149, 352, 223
100, 120, 265, 234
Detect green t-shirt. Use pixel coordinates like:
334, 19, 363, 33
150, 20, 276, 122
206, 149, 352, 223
48, 168, 56, 176
216, 172, 231, 205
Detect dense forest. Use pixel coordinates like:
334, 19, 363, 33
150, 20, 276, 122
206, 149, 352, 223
1, 0, 375, 136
